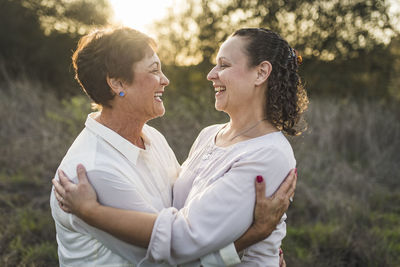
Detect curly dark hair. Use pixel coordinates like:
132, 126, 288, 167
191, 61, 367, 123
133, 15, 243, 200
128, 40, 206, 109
232, 28, 308, 136
72, 27, 156, 108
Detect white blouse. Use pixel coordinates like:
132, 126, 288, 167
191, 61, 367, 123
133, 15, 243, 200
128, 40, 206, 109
145, 124, 296, 267
50, 114, 236, 266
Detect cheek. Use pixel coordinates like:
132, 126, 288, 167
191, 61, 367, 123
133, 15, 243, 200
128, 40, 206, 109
219, 68, 245, 85
218, 70, 231, 84
134, 75, 159, 94
147, 76, 161, 89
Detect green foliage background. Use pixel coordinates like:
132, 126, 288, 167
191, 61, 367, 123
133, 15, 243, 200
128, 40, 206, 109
0, 0, 399, 266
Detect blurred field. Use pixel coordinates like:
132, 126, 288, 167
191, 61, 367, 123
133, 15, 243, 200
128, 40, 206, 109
1, 70, 399, 266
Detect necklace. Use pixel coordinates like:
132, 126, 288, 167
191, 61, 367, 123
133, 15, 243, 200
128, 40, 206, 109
202, 119, 267, 160
222, 119, 268, 142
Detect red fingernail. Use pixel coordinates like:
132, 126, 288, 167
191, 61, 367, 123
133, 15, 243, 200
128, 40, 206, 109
256, 175, 263, 183
294, 168, 297, 175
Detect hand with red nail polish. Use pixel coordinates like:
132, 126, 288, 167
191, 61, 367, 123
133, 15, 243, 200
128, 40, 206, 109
235, 169, 297, 252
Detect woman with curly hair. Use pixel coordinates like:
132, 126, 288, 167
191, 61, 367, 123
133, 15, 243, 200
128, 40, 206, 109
54, 27, 307, 266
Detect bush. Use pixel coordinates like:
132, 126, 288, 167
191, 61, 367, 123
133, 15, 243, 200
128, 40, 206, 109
0, 72, 90, 266
1, 72, 399, 266
284, 98, 400, 266
0, 71, 90, 178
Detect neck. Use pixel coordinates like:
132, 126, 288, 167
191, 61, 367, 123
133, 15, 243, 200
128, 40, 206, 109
226, 84, 268, 131
96, 107, 145, 149
216, 106, 277, 147
227, 106, 266, 132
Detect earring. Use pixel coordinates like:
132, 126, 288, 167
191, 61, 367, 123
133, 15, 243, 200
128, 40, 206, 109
119, 92, 125, 97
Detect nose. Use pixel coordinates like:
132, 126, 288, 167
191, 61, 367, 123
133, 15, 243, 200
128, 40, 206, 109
207, 66, 218, 81
161, 72, 169, 86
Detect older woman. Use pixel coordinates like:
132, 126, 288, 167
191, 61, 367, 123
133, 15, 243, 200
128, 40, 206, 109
50, 27, 297, 267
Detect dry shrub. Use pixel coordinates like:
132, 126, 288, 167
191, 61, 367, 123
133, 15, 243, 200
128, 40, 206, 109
0, 71, 90, 179
285, 98, 400, 266
0, 70, 90, 266
1, 69, 399, 266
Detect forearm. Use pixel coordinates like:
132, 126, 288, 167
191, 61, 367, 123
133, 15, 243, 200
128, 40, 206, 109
80, 203, 157, 248
234, 224, 274, 252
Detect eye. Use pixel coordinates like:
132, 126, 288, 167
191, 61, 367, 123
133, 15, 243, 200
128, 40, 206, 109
219, 62, 229, 69
151, 69, 160, 73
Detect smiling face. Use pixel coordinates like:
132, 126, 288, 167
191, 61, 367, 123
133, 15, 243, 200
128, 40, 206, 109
207, 36, 262, 114
120, 51, 169, 121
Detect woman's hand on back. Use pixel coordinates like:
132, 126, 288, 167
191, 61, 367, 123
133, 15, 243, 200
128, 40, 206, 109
52, 164, 99, 217
252, 168, 297, 236
234, 169, 297, 252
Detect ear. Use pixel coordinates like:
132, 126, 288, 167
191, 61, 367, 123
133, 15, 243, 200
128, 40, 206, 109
254, 61, 272, 86
106, 75, 124, 95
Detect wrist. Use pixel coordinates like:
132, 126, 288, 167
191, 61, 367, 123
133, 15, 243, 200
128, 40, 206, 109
235, 223, 269, 252
252, 222, 274, 241
76, 201, 101, 222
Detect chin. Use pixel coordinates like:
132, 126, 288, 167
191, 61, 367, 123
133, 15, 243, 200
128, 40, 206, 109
156, 107, 166, 117
214, 102, 226, 112
147, 108, 165, 122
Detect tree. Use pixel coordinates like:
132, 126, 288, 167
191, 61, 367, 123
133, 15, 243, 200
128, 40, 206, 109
22, 0, 111, 36
0, 0, 111, 95
151, 0, 398, 65
388, 37, 400, 101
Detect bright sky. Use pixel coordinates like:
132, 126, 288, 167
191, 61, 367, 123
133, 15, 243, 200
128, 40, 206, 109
108, 0, 175, 33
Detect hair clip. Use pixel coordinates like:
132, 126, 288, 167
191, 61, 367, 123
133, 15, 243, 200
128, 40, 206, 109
289, 47, 296, 59
297, 54, 303, 65
288, 47, 302, 65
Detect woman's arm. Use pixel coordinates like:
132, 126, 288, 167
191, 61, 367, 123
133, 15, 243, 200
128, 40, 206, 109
234, 170, 296, 252
54, 165, 156, 248
136, 147, 293, 264
54, 165, 296, 251
51, 163, 174, 264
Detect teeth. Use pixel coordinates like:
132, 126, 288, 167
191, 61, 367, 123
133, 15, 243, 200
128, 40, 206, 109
154, 93, 163, 97
215, 87, 226, 92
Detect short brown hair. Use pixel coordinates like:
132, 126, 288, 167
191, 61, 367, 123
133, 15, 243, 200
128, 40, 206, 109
72, 27, 156, 108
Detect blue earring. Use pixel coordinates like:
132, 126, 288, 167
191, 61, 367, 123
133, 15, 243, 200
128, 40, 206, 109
119, 92, 125, 97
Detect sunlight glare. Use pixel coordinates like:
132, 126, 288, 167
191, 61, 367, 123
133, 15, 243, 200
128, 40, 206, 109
109, 0, 174, 33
